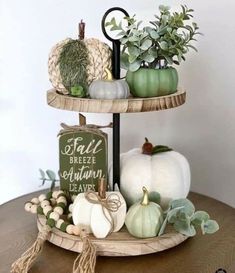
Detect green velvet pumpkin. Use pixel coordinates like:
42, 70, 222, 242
125, 187, 163, 238
126, 67, 178, 98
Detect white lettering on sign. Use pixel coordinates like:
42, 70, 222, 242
60, 166, 104, 183
69, 156, 96, 164
61, 137, 102, 156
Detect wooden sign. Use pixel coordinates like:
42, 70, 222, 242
59, 127, 108, 194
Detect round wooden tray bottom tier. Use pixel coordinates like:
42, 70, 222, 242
37, 215, 188, 257
47, 89, 186, 113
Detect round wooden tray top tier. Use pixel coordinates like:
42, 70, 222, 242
37, 215, 187, 256
47, 89, 186, 113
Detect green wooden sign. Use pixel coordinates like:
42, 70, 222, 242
59, 129, 108, 194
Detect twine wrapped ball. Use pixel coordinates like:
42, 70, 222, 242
48, 38, 112, 95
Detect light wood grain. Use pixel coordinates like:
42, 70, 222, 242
1, 191, 235, 273
37, 215, 187, 256
47, 89, 186, 113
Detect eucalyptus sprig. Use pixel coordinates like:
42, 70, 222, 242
158, 198, 219, 237
105, 5, 201, 72
39, 169, 59, 191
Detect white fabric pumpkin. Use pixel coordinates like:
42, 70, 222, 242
72, 191, 126, 238
118, 148, 191, 209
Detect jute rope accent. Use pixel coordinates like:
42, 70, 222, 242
48, 38, 112, 95
11, 225, 52, 273
57, 122, 113, 137
72, 230, 96, 273
85, 191, 121, 233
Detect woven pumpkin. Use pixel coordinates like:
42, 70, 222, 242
48, 21, 112, 95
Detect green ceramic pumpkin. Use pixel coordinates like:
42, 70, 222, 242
126, 67, 178, 98
125, 187, 163, 238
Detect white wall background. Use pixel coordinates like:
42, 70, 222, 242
1, 0, 235, 207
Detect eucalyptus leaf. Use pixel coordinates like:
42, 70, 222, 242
50, 180, 56, 191
128, 46, 140, 57
158, 216, 168, 236
142, 53, 155, 63
128, 54, 137, 64
46, 169, 56, 181
148, 47, 158, 58
201, 220, 219, 234
120, 37, 129, 44
170, 199, 195, 217
148, 191, 161, 204
128, 35, 139, 42
39, 168, 45, 180
120, 53, 130, 70
159, 41, 168, 50
150, 30, 159, 39
129, 60, 141, 72
140, 39, 152, 50
174, 218, 196, 237
191, 211, 210, 227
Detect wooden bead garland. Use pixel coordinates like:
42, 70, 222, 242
24, 190, 84, 236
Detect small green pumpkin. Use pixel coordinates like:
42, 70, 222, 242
88, 69, 130, 99
126, 67, 178, 98
125, 187, 163, 238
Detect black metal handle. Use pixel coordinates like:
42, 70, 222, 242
101, 7, 130, 190
101, 7, 129, 79
101, 7, 129, 42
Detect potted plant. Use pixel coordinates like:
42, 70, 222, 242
106, 5, 201, 97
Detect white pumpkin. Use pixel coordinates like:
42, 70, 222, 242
118, 148, 190, 209
72, 191, 126, 238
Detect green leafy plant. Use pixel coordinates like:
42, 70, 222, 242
105, 5, 201, 72
158, 198, 219, 236
39, 169, 59, 191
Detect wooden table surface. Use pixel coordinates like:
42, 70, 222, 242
0, 191, 235, 273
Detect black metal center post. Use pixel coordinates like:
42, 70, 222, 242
101, 7, 129, 189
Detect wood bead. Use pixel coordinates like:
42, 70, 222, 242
69, 204, 73, 213
41, 200, 50, 208
38, 194, 46, 202
49, 212, 60, 222
56, 219, 64, 229
31, 197, 39, 205
54, 206, 63, 215
57, 196, 67, 205
24, 202, 32, 212
72, 225, 81, 236
52, 191, 59, 199
66, 224, 74, 235
71, 195, 77, 202
50, 198, 57, 206
57, 190, 65, 198
43, 206, 52, 216
30, 204, 38, 214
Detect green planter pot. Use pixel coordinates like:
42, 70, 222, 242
126, 67, 178, 98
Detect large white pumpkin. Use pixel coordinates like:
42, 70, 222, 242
119, 148, 191, 209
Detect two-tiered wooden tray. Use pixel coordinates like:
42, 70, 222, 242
43, 6, 188, 258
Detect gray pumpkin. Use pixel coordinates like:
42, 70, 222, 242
88, 69, 130, 99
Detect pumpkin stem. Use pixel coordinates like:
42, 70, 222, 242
105, 68, 113, 81
141, 187, 149, 206
98, 178, 107, 199
79, 19, 85, 40
142, 137, 153, 155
